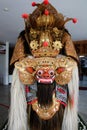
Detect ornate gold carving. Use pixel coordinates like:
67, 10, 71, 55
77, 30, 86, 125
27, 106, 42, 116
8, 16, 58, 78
19, 71, 35, 85
15, 55, 77, 85
30, 28, 39, 39
52, 41, 62, 50
39, 31, 52, 47
55, 56, 77, 85
30, 40, 39, 50
28, 28, 63, 57
62, 32, 79, 61
10, 38, 25, 65
32, 94, 60, 120
36, 14, 55, 27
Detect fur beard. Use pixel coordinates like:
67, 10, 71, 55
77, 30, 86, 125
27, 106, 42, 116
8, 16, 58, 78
29, 82, 64, 130
37, 82, 55, 106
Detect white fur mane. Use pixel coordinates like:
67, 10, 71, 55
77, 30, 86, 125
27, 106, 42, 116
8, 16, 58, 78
8, 68, 28, 130
62, 66, 79, 130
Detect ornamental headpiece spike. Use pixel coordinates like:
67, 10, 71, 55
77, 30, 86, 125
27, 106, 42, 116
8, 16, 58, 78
63, 17, 78, 26
32, 2, 40, 7
72, 18, 78, 23
43, 0, 49, 5
22, 13, 29, 19
32, 2, 37, 6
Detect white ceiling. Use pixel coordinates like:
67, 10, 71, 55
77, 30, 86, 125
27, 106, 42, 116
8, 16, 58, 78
0, 0, 87, 45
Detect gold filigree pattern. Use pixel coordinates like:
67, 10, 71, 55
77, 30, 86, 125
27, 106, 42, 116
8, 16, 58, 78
29, 29, 63, 57
36, 14, 55, 27
15, 55, 77, 85
10, 38, 26, 65
30, 28, 39, 39
30, 40, 39, 50
53, 41, 63, 50
53, 27, 60, 36
32, 94, 60, 120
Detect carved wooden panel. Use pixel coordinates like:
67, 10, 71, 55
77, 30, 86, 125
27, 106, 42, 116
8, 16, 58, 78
74, 40, 87, 56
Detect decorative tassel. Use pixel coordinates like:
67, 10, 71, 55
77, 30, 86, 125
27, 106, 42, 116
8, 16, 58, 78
72, 18, 78, 23
22, 13, 29, 19
32, 2, 37, 6
43, 0, 49, 5
63, 17, 78, 27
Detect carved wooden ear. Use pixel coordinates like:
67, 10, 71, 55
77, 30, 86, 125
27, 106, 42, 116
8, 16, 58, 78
26, 67, 35, 74
56, 67, 65, 74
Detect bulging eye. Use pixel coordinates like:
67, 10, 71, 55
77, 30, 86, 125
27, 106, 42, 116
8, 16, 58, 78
56, 67, 65, 74
49, 70, 54, 76
37, 70, 43, 76
26, 67, 35, 74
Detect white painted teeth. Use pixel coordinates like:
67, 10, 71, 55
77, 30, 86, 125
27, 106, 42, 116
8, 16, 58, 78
38, 80, 40, 83
37, 78, 54, 83
51, 80, 53, 83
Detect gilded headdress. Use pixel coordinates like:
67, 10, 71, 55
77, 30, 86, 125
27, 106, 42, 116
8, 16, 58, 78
10, 0, 78, 65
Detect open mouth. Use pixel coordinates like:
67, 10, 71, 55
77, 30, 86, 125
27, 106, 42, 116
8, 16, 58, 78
36, 75, 55, 84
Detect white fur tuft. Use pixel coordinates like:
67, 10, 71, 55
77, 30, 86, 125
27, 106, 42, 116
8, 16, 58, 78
62, 66, 79, 130
8, 68, 28, 130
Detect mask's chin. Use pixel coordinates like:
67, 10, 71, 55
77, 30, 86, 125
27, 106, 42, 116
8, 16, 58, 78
36, 81, 56, 106
32, 93, 60, 120
31, 81, 61, 120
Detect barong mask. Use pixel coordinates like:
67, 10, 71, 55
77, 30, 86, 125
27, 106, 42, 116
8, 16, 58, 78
14, 55, 77, 120
15, 56, 77, 85
8, 0, 79, 130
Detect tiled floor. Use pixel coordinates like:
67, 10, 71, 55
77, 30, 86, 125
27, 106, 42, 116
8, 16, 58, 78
79, 91, 87, 125
0, 76, 87, 129
79, 76, 87, 125
0, 85, 10, 129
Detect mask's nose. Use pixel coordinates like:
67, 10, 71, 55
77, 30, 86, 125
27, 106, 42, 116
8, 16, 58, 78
43, 72, 50, 78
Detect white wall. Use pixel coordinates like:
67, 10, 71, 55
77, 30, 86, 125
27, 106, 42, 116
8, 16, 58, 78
0, 54, 5, 84
0, 0, 87, 45
0, 41, 9, 85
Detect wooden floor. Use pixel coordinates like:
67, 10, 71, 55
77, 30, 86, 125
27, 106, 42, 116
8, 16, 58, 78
0, 76, 87, 129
